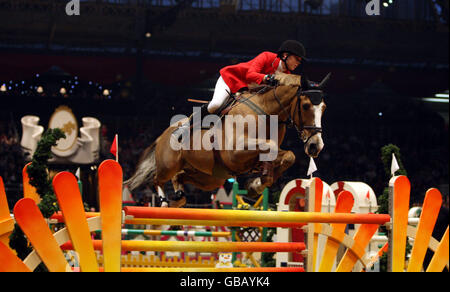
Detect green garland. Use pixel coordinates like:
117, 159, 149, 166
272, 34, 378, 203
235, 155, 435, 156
28, 128, 66, 217
9, 128, 66, 261
378, 144, 407, 215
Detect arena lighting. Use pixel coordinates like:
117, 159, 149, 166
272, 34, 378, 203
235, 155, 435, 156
421, 98, 448, 103
0, 84, 6, 92
36, 86, 44, 94
383, 0, 395, 7
60, 87, 67, 95
420, 94, 449, 103
103, 89, 110, 96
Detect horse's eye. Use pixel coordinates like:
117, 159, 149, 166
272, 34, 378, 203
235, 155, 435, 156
302, 103, 311, 111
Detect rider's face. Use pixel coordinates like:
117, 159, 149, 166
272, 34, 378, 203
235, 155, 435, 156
285, 54, 302, 71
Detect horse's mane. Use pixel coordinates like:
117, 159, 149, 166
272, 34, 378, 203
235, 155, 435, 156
246, 84, 272, 94
274, 72, 301, 86
246, 72, 301, 94
243, 72, 301, 97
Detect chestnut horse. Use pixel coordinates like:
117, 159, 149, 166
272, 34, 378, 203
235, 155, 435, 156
126, 72, 329, 207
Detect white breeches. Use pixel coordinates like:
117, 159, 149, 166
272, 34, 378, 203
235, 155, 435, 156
207, 76, 231, 114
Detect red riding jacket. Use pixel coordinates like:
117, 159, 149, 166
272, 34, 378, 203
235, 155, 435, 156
220, 51, 291, 93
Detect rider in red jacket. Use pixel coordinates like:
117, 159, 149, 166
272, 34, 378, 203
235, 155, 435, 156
207, 40, 308, 114
173, 40, 309, 141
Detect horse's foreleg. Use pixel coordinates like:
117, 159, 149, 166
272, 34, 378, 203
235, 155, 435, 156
250, 150, 294, 195
272, 149, 296, 182
246, 161, 274, 197
247, 148, 295, 197
244, 138, 279, 197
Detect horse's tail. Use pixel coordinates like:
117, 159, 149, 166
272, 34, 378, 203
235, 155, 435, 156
124, 140, 157, 191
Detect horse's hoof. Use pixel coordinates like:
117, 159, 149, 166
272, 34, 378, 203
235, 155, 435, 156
157, 196, 169, 208
169, 196, 187, 208
173, 190, 186, 201
245, 178, 263, 199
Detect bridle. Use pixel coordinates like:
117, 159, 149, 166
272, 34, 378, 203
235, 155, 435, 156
272, 86, 323, 144
232, 84, 324, 145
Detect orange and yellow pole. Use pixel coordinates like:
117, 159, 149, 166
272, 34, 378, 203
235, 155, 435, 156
124, 206, 391, 225
61, 240, 306, 253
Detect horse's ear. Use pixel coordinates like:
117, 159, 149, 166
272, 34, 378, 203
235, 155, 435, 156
318, 72, 331, 89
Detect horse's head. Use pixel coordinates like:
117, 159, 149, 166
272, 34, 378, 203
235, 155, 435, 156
293, 73, 330, 158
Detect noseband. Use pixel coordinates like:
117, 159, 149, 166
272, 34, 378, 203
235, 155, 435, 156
273, 87, 323, 144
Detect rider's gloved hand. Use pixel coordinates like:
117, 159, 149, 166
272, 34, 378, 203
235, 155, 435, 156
264, 74, 279, 86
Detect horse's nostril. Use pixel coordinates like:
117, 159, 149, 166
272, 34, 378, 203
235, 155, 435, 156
308, 143, 321, 157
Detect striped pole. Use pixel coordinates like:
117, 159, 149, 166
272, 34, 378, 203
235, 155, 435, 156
61, 240, 305, 253
121, 229, 231, 237
124, 207, 391, 225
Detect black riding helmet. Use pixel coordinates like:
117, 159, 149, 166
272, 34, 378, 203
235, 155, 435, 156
277, 40, 307, 61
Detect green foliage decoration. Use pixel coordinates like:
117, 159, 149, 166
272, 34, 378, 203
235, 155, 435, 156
9, 128, 65, 262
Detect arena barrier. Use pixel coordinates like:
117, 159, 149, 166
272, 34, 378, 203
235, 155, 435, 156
0, 159, 448, 272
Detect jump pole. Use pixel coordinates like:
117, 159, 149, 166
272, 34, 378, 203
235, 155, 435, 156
123, 206, 391, 225
119, 229, 231, 238
125, 218, 307, 228
51, 213, 307, 228
61, 240, 305, 253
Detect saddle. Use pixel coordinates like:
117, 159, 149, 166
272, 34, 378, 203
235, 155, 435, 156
217, 84, 272, 117
182, 84, 273, 132
216, 94, 237, 117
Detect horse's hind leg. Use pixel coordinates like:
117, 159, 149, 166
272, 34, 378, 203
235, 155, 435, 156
170, 171, 188, 208
179, 171, 226, 191
170, 170, 226, 208
156, 184, 169, 208
152, 164, 184, 208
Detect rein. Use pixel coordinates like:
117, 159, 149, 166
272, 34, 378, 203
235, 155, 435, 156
271, 86, 323, 144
